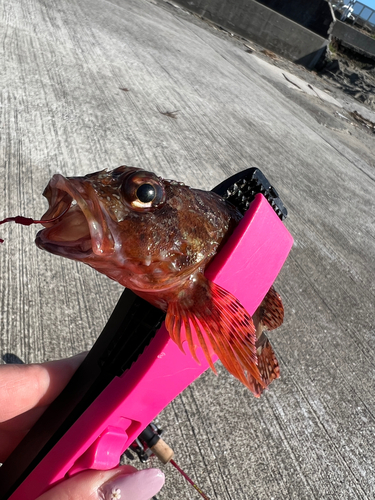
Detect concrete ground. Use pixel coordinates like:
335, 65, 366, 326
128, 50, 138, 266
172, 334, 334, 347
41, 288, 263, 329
0, 0, 374, 498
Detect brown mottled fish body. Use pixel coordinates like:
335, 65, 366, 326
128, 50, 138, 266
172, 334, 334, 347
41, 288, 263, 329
36, 166, 283, 396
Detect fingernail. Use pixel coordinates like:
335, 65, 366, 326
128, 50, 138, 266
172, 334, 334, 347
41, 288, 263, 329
98, 468, 165, 500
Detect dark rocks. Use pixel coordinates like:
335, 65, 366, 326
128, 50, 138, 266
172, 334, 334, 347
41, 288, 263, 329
320, 54, 375, 110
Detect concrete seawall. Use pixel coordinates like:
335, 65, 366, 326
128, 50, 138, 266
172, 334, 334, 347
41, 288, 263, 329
173, 0, 329, 68
331, 20, 375, 60
256, 0, 333, 37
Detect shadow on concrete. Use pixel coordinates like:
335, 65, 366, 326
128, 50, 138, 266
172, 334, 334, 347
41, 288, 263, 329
295, 47, 328, 69
2, 353, 25, 364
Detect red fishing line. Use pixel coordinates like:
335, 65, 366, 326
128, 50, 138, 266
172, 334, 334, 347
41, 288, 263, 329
0, 205, 70, 243
170, 459, 212, 500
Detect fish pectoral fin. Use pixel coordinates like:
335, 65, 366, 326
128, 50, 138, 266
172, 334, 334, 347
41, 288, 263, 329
258, 286, 284, 331
165, 274, 266, 396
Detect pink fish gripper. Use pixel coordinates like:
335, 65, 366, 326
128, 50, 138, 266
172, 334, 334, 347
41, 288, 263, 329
0, 168, 293, 500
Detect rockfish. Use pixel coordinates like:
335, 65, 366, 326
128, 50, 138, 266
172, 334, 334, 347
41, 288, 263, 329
35, 166, 283, 396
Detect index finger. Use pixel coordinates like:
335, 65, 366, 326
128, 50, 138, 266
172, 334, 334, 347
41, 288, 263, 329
0, 354, 85, 423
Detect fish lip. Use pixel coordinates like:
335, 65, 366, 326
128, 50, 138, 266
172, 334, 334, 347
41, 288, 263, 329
35, 232, 93, 260
35, 174, 103, 259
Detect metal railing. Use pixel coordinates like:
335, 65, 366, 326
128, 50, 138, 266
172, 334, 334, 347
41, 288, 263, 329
340, 1, 375, 32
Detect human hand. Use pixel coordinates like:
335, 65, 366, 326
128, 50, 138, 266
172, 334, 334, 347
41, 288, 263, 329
0, 355, 165, 500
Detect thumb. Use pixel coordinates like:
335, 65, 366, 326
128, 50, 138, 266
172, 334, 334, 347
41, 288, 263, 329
36, 466, 165, 500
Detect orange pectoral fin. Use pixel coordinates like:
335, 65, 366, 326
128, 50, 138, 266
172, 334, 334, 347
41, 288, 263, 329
166, 275, 266, 396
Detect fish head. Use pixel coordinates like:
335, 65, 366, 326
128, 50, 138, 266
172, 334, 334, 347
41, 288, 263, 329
36, 166, 240, 295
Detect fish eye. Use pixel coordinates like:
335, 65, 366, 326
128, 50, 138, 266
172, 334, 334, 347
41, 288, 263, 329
121, 172, 166, 211
136, 183, 156, 203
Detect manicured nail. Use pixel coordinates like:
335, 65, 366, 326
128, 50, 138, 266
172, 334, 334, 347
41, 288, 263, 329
99, 468, 165, 500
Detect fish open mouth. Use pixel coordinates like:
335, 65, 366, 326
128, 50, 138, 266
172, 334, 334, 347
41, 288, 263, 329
35, 175, 97, 260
